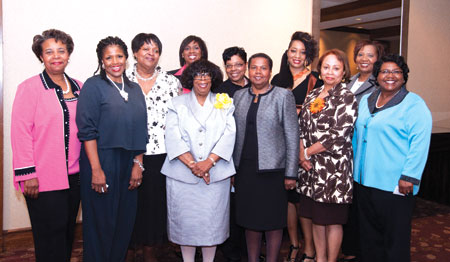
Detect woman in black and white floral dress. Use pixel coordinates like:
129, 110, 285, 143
126, 33, 182, 262
297, 49, 358, 262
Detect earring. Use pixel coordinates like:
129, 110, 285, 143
304, 60, 308, 68
102, 64, 105, 69
318, 75, 322, 80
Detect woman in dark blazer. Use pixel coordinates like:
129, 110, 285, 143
346, 40, 384, 103
233, 53, 299, 262
340, 40, 384, 262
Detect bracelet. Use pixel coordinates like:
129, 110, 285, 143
208, 157, 216, 166
133, 159, 145, 171
303, 148, 311, 160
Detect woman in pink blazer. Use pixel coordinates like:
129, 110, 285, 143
11, 29, 82, 262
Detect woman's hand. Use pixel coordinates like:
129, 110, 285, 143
129, 164, 143, 190
23, 178, 39, 198
398, 179, 413, 195
91, 168, 107, 193
285, 179, 297, 190
193, 160, 213, 185
300, 159, 313, 171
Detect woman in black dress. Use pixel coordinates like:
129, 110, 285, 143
271, 31, 322, 262
233, 53, 299, 262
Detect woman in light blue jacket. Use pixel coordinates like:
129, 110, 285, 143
353, 54, 432, 262
161, 60, 235, 262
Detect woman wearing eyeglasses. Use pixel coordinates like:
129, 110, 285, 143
353, 54, 432, 262
161, 60, 235, 262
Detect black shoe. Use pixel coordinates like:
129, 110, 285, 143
300, 253, 315, 262
285, 245, 299, 262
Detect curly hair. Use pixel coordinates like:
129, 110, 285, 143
131, 33, 162, 55
181, 60, 223, 91
353, 40, 385, 63
317, 49, 351, 83
222, 46, 247, 64
32, 29, 74, 62
248, 53, 273, 71
178, 35, 208, 66
373, 54, 410, 84
289, 31, 318, 66
94, 36, 131, 86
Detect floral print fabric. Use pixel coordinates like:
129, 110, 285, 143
127, 65, 182, 155
298, 83, 358, 204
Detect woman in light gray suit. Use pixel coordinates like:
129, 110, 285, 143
340, 40, 384, 262
233, 53, 299, 262
161, 60, 235, 262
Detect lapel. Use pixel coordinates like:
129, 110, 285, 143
188, 91, 214, 128
352, 74, 377, 96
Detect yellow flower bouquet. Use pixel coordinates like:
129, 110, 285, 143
214, 93, 233, 109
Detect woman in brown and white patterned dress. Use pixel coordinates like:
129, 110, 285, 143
297, 49, 358, 262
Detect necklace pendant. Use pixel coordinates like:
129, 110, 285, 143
120, 90, 128, 102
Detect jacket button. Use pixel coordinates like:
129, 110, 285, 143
199, 156, 203, 160
199, 129, 203, 132
199, 143, 203, 146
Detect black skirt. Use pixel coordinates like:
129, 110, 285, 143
234, 98, 287, 231
131, 154, 168, 246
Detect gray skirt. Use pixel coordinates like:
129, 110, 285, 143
166, 176, 230, 246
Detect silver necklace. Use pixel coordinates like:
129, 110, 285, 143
376, 89, 401, 108
135, 66, 157, 81
62, 74, 71, 95
107, 75, 128, 102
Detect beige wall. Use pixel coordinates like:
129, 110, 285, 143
407, 0, 450, 132
2, 0, 314, 230
319, 30, 370, 75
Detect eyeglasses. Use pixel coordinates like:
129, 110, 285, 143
225, 63, 244, 69
193, 72, 211, 81
380, 70, 403, 75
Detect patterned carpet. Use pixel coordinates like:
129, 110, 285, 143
0, 197, 449, 261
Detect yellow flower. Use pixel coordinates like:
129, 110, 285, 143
214, 93, 233, 109
310, 97, 325, 114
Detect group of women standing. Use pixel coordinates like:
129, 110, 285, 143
10, 28, 432, 262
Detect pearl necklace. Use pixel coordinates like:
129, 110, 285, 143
107, 75, 128, 102
62, 74, 71, 95
135, 66, 158, 81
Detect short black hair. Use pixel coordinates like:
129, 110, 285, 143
248, 53, 273, 70
181, 60, 223, 91
178, 35, 208, 66
222, 46, 247, 64
32, 29, 74, 62
289, 31, 318, 66
131, 33, 162, 55
373, 54, 410, 84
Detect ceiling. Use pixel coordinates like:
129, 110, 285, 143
320, 0, 402, 41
